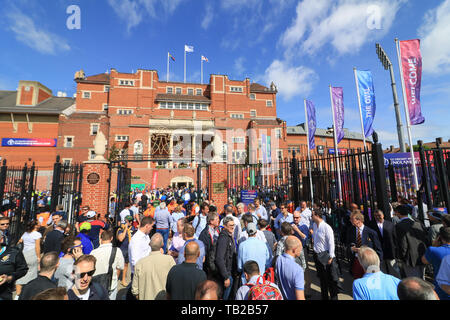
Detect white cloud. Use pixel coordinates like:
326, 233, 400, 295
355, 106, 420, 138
280, 0, 403, 56
6, 9, 70, 55
201, 3, 214, 30
263, 60, 318, 101
419, 0, 450, 74
107, 0, 143, 32
234, 57, 246, 76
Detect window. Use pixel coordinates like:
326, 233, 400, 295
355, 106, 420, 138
250, 93, 256, 100
266, 100, 273, 107
196, 89, 202, 96
160, 102, 167, 109
275, 128, 282, 139
89, 149, 96, 160
222, 142, 228, 162
64, 136, 74, 148
172, 103, 179, 110
232, 150, 246, 162
230, 87, 243, 93
176, 87, 182, 95
103, 104, 108, 111
250, 110, 256, 118
232, 137, 245, 143
62, 159, 72, 166
104, 86, 110, 93
119, 80, 134, 86
115, 135, 129, 142
201, 104, 208, 110
117, 109, 133, 115
176, 103, 182, 110
188, 88, 194, 95
167, 102, 173, 109
82, 92, 91, 99
90, 124, 99, 135
166, 87, 173, 94
230, 113, 244, 119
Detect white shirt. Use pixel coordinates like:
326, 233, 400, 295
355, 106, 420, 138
255, 205, 268, 221
239, 229, 267, 246
91, 243, 125, 291
128, 229, 151, 273
120, 208, 131, 223
296, 207, 312, 228
377, 222, 383, 238
312, 220, 335, 258
220, 214, 242, 240
77, 288, 90, 300
130, 205, 139, 216
21, 231, 42, 252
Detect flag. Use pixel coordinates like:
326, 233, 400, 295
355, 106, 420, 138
261, 134, 267, 164
169, 53, 175, 61
356, 70, 376, 137
305, 100, 316, 149
185, 45, 194, 52
201, 55, 209, 62
267, 135, 271, 163
331, 87, 345, 144
399, 39, 425, 125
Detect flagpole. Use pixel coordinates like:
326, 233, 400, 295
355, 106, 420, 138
201, 58, 203, 85
167, 52, 170, 82
184, 48, 186, 83
395, 38, 419, 191
353, 68, 367, 150
304, 99, 314, 205
329, 85, 343, 202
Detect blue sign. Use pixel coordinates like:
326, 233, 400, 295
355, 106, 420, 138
356, 70, 376, 137
241, 190, 257, 207
2, 138, 57, 147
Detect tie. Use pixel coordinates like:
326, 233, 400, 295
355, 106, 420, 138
356, 228, 362, 248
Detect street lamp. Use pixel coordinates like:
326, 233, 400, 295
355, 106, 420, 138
375, 43, 406, 153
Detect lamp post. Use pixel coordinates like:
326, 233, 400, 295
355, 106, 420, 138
375, 43, 406, 153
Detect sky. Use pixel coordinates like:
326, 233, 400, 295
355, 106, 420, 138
1, 0, 450, 149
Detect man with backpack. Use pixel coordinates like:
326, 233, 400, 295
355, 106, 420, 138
192, 203, 209, 239
235, 260, 282, 300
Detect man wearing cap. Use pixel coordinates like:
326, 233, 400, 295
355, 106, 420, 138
237, 222, 271, 285
78, 222, 94, 255
85, 211, 108, 249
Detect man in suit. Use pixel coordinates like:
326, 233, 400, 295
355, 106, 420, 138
369, 209, 400, 278
394, 204, 428, 279
346, 211, 382, 279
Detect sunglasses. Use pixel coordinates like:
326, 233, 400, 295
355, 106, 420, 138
75, 269, 95, 278
0, 223, 9, 226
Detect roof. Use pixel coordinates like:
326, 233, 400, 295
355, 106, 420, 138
0, 90, 74, 114
251, 119, 282, 126
250, 83, 276, 93
287, 123, 369, 141
155, 93, 211, 103
76, 73, 110, 84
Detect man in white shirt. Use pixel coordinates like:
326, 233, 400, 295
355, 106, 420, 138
296, 201, 312, 229
254, 198, 268, 222
91, 229, 124, 300
220, 206, 242, 240
128, 216, 155, 275
119, 203, 132, 225
311, 209, 340, 300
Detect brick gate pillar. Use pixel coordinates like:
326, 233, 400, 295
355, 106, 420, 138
82, 160, 110, 220
208, 162, 228, 212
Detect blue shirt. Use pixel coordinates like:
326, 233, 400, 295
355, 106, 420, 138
169, 211, 185, 233
436, 255, 450, 300
78, 232, 93, 254
177, 239, 206, 269
352, 272, 401, 300
424, 244, 450, 300
154, 208, 171, 229
291, 222, 309, 247
192, 214, 208, 238
274, 213, 293, 230
275, 253, 304, 300
237, 237, 271, 284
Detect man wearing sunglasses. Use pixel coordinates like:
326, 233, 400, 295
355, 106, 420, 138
0, 216, 11, 246
68, 255, 109, 300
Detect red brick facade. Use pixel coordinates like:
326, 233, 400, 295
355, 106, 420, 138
81, 161, 110, 219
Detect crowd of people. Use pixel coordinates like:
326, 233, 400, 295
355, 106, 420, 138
0, 187, 449, 301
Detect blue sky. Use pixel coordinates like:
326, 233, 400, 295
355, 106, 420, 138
1, 0, 450, 148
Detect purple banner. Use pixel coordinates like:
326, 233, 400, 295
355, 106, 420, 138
332, 87, 345, 143
306, 100, 316, 150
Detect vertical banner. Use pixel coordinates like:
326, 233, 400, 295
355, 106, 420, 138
261, 134, 267, 164
355, 70, 376, 137
151, 171, 158, 190
331, 87, 345, 143
305, 100, 316, 149
267, 135, 271, 164
250, 168, 255, 187
399, 39, 425, 125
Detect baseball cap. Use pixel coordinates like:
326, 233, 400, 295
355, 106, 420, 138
125, 215, 134, 222
80, 222, 91, 231
247, 222, 257, 236
428, 208, 446, 221
86, 211, 96, 219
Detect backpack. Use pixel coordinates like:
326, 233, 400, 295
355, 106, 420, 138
246, 276, 283, 300
92, 247, 117, 292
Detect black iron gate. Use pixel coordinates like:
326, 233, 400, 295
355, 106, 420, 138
0, 160, 38, 245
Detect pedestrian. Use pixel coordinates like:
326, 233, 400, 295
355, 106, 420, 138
54, 236, 83, 290
132, 233, 176, 300
254, 198, 268, 222
78, 222, 94, 254
129, 216, 155, 275
274, 203, 293, 240
68, 255, 109, 300
166, 241, 207, 300
394, 204, 428, 278
275, 222, 294, 258
269, 201, 281, 232
116, 215, 136, 286
169, 205, 185, 236
90, 229, 124, 300
237, 222, 271, 285
195, 279, 222, 300
86, 211, 109, 249
119, 203, 132, 225
19, 252, 59, 300
15, 219, 41, 298
235, 260, 282, 300
198, 212, 220, 278
32, 287, 68, 300
220, 206, 242, 241
154, 202, 171, 254
0, 216, 11, 246
296, 201, 312, 229
0, 230, 28, 300
352, 246, 401, 300
258, 219, 276, 256
192, 203, 209, 239
397, 277, 439, 300
436, 255, 450, 296
311, 209, 341, 300
239, 213, 267, 245
177, 223, 206, 270
168, 218, 186, 260
43, 220, 68, 254
275, 236, 305, 300
215, 216, 238, 300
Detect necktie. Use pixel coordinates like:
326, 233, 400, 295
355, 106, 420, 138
356, 228, 362, 248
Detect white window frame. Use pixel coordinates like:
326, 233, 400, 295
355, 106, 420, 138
90, 123, 100, 136
250, 109, 256, 118
117, 109, 133, 115
64, 136, 74, 148
230, 113, 244, 119
250, 93, 256, 100
230, 86, 243, 93
104, 85, 110, 93
88, 148, 96, 160
275, 128, 282, 139
62, 158, 72, 166
175, 87, 182, 95
119, 79, 135, 86
187, 88, 194, 95
196, 88, 202, 96
266, 100, 273, 107
166, 87, 173, 94
115, 135, 129, 142
82, 91, 91, 99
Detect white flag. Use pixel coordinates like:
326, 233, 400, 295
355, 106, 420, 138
185, 45, 194, 52
201, 55, 209, 62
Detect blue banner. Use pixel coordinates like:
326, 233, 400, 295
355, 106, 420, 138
2, 138, 57, 147
306, 100, 316, 149
241, 190, 258, 207
356, 70, 376, 137
261, 134, 267, 164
